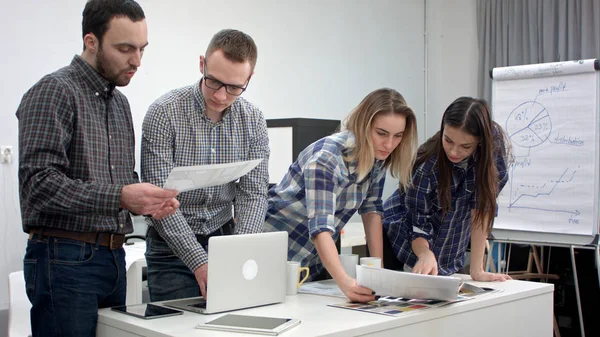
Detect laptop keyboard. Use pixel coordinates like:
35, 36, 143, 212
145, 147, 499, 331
188, 301, 206, 309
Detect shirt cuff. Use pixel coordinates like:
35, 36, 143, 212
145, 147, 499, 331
308, 214, 336, 239
95, 184, 124, 216
411, 231, 433, 248
179, 245, 208, 272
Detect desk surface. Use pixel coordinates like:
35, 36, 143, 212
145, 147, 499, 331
98, 277, 553, 337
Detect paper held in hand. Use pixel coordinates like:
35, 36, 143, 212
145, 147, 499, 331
356, 265, 462, 301
163, 159, 263, 193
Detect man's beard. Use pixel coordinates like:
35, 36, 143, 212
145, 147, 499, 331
95, 48, 134, 86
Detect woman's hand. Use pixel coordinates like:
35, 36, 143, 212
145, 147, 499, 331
336, 275, 376, 303
470, 270, 512, 282
413, 250, 438, 275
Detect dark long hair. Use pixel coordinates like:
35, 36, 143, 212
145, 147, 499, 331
417, 97, 507, 232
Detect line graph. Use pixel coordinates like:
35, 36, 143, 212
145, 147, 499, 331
507, 167, 579, 215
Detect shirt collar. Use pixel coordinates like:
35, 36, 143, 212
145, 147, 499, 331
342, 130, 385, 176
71, 55, 115, 98
453, 154, 475, 172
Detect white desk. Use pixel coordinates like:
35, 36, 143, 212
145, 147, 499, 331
124, 242, 148, 305
122, 227, 368, 305
97, 278, 554, 337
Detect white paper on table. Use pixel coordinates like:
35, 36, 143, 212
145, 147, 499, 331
356, 265, 462, 301
163, 159, 263, 193
298, 280, 346, 298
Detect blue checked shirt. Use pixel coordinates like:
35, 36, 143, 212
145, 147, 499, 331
17, 55, 138, 234
141, 80, 270, 272
264, 131, 386, 281
383, 133, 508, 275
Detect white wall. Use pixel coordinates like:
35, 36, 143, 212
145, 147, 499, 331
425, 0, 480, 138
0, 0, 481, 310
0, 0, 444, 310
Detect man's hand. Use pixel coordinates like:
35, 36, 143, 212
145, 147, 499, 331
413, 250, 438, 275
120, 183, 178, 215
470, 270, 512, 282
336, 275, 376, 303
194, 264, 209, 299
151, 198, 180, 219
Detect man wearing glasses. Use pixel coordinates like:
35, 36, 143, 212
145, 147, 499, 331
141, 29, 270, 301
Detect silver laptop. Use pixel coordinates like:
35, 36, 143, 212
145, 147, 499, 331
163, 231, 288, 314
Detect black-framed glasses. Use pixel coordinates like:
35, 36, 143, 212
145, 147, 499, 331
203, 60, 249, 96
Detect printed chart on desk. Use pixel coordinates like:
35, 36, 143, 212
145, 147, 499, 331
492, 60, 599, 237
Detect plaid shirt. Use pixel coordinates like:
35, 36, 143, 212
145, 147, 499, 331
141, 80, 270, 271
383, 133, 508, 275
16, 55, 138, 234
264, 131, 386, 281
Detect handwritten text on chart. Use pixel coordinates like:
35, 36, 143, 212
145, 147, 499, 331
513, 157, 531, 168
552, 133, 584, 146
538, 81, 567, 96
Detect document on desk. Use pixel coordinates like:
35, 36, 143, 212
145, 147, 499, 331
298, 280, 346, 298
163, 159, 262, 192
356, 265, 462, 301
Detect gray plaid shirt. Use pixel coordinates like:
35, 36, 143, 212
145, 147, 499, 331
16, 55, 138, 234
141, 80, 270, 271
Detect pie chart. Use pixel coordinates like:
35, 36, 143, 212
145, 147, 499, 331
506, 101, 552, 148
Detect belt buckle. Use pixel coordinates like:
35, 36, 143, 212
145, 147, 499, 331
109, 234, 124, 250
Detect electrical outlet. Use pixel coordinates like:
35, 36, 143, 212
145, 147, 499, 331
1, 145, 13, 164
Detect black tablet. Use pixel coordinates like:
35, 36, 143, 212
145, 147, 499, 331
111, 303, 183, 320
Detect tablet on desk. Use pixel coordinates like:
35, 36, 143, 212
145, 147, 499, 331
196, 314, 301, 335
111, 303, 183, 320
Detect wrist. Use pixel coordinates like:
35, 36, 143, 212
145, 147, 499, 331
470, 268, 485, 276
334, 273, 353, 286
416, 249, 433, 259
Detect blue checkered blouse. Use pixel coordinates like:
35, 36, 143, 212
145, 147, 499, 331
383, 133, 508, 275
264, 131, 386, 281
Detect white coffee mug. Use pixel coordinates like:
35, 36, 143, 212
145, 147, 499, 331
286, 261, 309, 295
360, 257, 382, 268
339, 253, 359, 278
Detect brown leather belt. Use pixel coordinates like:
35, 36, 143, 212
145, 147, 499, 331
29, 228, 125, 250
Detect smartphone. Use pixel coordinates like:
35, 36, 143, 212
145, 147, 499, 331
111, 303, 183, 320
196, 314, 301, 336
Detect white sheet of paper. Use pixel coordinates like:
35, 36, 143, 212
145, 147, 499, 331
356, 265, 462, 301
163, 159, 263, 193
298, 280, 346, 298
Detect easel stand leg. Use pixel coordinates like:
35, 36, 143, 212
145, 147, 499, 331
570, 245, 585, 337
596, 244, 600, 292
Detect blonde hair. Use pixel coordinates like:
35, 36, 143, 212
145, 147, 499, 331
344, 88, 418, 190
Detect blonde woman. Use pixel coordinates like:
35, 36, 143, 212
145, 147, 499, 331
264, 88, 418, 302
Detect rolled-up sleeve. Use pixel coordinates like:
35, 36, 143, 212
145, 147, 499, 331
303, 152, 339, 239
406, 167, 435, 247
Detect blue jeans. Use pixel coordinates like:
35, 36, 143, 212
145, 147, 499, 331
145, 237, 201, 302
23, 234, 126, 337
145, 221, 233, 302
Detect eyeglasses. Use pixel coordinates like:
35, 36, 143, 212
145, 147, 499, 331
203, 60, 249, 96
